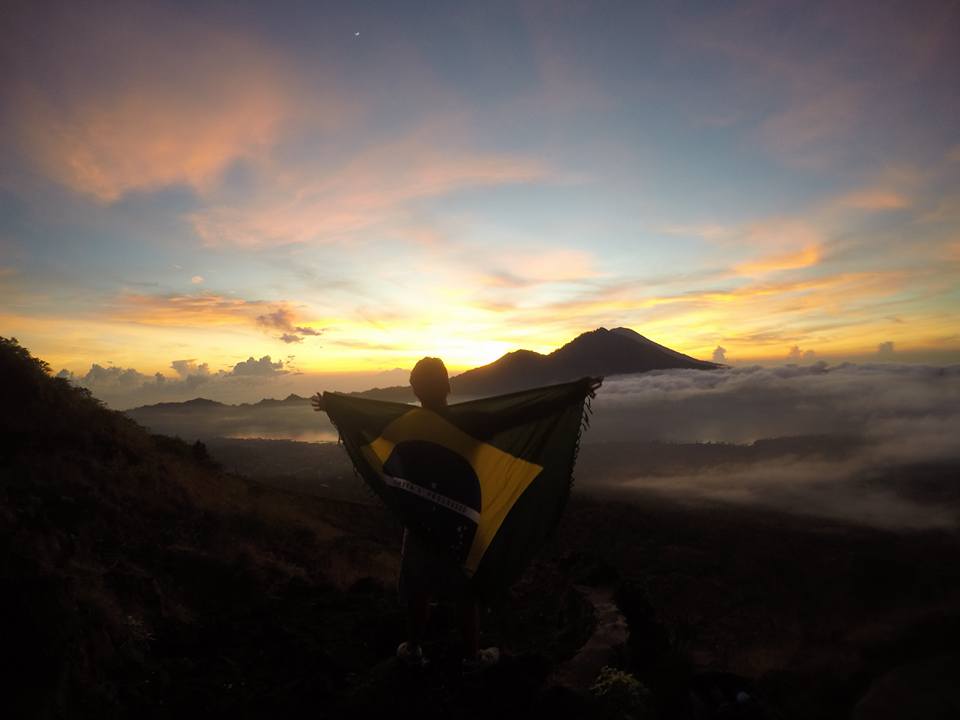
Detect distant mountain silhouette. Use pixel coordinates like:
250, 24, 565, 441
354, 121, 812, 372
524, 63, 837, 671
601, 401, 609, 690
248, 393, 310, 408
450, 326, 718, 396
134, 396, 228, 411
133, 394, 310, 413
124, 326, 719, 412
353, 326, 719, 400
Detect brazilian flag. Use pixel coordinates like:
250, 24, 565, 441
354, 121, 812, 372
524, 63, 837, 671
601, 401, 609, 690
323, 378, 597, 598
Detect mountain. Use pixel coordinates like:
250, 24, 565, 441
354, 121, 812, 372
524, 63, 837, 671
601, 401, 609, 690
133, 396, 228, 411
245, 393, 311, 408
123, 327, 718, 420
351, 326, 718, 401
125, 393, 328, 442
449, 327, 718, 397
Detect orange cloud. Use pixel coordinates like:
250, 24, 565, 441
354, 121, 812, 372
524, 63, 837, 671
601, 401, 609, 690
735, 245, 822, 275
109, 292, 296, 329
730, 219, 823, 276
8, 6, 336, 201
838, 188, 910, 211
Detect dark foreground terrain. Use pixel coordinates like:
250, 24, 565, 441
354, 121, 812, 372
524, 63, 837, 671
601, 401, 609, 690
3, 337, 960, 719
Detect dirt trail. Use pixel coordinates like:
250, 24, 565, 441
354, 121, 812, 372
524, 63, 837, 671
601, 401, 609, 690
549, 585, 628, 689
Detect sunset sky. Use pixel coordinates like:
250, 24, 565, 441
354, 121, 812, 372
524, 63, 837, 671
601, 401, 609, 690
2, 0, 959, 401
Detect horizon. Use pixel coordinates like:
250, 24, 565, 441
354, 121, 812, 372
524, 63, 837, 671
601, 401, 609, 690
3, 1, 959, 386
38, 323, 960, 409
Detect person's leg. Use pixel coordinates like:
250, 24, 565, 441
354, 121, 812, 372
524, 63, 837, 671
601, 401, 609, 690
458, 595, 480, 660
408, 589, 431, 647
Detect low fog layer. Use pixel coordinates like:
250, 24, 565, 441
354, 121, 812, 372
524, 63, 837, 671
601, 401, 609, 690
127, 362, 960, 530
582, 363, 960, 529
591, 362, 959, 459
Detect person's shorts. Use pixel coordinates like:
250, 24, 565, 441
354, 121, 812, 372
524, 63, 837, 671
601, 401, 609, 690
397, 528, 470, 604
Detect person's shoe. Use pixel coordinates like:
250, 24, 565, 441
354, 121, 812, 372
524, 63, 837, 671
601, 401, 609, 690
462, 646, 500, 675
396, 641, 428, 668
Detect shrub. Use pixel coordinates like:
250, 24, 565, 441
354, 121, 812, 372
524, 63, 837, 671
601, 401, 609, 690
590, 666, 654, 720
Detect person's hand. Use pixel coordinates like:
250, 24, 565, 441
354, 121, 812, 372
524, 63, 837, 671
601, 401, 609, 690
311, 392, 326, 412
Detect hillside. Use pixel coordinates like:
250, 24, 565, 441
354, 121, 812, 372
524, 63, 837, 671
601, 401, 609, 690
8, 336, 960, 719
0, 337, 405, 716
0, 338, 601, 719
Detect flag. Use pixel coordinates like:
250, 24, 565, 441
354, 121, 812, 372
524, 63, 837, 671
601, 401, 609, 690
323, 378, 598, 597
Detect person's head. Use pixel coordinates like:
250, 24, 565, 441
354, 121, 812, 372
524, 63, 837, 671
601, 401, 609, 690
410, 356, 450, 409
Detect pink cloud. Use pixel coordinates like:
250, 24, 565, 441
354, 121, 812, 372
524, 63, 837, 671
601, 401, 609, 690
7, 4, 348, 202
190, 134, 547, 247
682, 2, 957, 168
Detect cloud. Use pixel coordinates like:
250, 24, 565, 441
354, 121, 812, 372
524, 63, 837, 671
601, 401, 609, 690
735, 245, 821, 276
838, 188, 910, 211
581, 363, 960, 528
712, 346, 727, 363
5, 3, 318, 202
75, 364, 155, 392
877, 341, 896, 359
733, 220, 823, 276
230, 355, 285, 376
191, 276, 205, 285
787, 346, 817, 362
61, 350, 296, 408
61, 360, 216, 401
255, 307, 323, 343
69, 356, 960, 529
661, 224, 737, 242
476, 249, 601, 288
256, 308, 297, 332
591, 363, 960, 451
170, 359, 210, 378
188, 133, 546, 247
107, 293, 324, 345
684, 1, 958, 169
112, 292, 274, 327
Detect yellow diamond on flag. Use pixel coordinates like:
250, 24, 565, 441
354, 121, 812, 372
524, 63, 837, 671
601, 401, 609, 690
362, 407, 543, 575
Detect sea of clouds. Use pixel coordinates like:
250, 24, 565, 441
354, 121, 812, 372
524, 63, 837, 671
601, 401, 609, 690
583, 363, 960, 529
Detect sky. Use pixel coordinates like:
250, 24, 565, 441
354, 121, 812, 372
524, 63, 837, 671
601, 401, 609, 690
2, 0, 959, 401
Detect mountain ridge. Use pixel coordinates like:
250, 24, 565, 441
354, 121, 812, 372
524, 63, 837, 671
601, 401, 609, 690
126, 326, 719, 411
351, 326, 719, 402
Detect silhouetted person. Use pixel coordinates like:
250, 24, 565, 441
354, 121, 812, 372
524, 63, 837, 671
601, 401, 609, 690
399, 357, 495, 669
313, 358, 601, 673
313, 357, 496, 671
